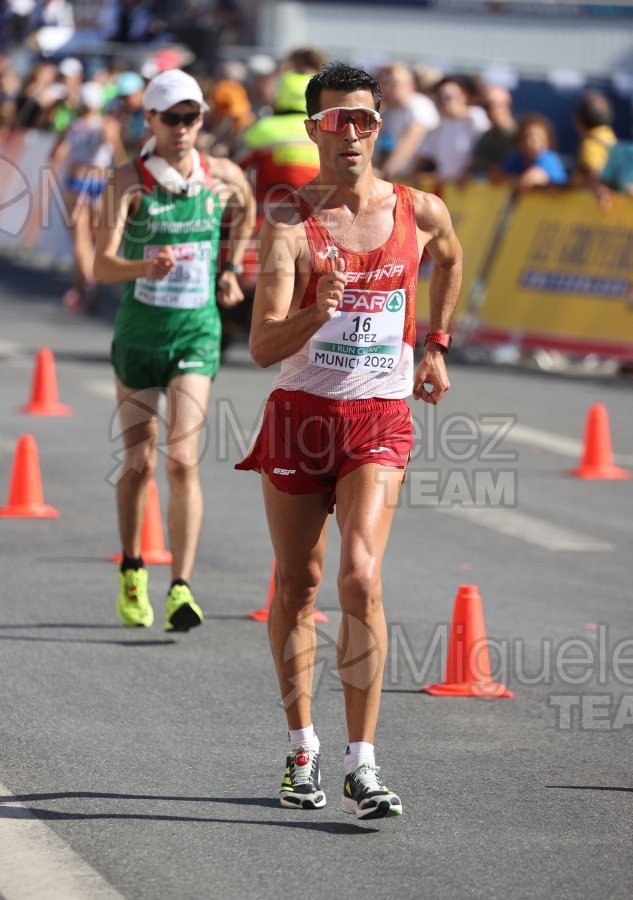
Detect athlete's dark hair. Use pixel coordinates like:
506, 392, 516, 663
305, 62, 381, 118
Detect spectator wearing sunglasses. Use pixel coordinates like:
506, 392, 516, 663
236, 62, 462, 820
94, 69, 255, 634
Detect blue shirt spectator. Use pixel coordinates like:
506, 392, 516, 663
502, 113, 568, 190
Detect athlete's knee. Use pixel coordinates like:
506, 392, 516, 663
165, 451, 200, 483
338, 563, 382, 617
276, 561, 323, 614
121, 444, 157, 481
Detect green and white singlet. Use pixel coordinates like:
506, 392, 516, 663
112, 152, 223, 387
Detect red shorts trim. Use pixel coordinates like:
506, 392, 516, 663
235, 389, 414, 503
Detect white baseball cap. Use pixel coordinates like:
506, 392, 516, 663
142, 69, 209, 112
80, 81, 104, 111
58, 57, 83, 78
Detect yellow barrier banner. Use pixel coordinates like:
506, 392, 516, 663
415, 181, 511, 329
476, 189, 633, 357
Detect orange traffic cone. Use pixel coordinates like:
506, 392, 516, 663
568, 404, 630, 480
421, 585, 512, 698
248, 557, 329, 623
20, 348, 72, 416
109, 479, 172, 564
0, 434, 60, 518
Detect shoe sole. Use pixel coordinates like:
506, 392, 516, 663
165, 603, 203, 632
341, 796, 402, 819
280, 791, 326, 810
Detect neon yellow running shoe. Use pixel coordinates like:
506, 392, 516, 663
164, 584, 203, 632
117, 568, 154, 628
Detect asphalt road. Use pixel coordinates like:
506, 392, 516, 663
0, 262, 632, 900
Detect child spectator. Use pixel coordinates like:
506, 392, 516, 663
502, 113, 568, 190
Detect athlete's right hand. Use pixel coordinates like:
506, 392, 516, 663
315, 256, 346, 322
144, 247, 176, 280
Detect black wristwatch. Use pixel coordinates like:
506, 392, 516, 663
221, 261, 244, 276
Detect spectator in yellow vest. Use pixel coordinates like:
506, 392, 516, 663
573, 90, 616, 189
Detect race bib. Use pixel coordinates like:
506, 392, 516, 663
134, 242, 211, 308
308, 288, 406, 373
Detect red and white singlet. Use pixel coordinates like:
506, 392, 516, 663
273, 183, 421, 400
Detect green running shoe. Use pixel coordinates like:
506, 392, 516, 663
280, 743, 326, 810
342, 762, 403, 819
164, 584, 203, 632
117, 568, 153, 627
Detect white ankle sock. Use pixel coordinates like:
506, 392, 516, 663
289, 725, 318, 749
344, 741, 375, 774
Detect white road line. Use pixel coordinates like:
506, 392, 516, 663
0, 436, 20, 453
480, 422, 633, 466
440, 507, 615, 552
0, 783, 124, 900
0, 339, 24, 356
83, 378, 116, 400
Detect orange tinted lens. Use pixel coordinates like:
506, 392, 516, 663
318, 109, 377, 134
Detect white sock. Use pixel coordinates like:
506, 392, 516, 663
344, 741, 375, 774
288, 725, 318, 749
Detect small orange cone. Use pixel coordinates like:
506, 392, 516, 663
0, 434, 60, 518
109, 479, 172, 564
248, 557, 329, 623
20, 348, 72, 416
568, 404, 630, 480
421, 585, 512, 698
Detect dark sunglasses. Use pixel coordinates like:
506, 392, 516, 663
157, 110, 201, 127
310, 107, 381, 136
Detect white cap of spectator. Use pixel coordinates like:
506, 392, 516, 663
80, 81, 104, 111
59, 57, 83, 79
142, 70, 209, 112
141, 58, 159, 81
248, 54, 277, 77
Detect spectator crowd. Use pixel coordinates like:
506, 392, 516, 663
0, 38, 632, 316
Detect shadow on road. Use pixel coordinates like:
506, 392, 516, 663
0, 791, 379, 834
546, 785, 633, 793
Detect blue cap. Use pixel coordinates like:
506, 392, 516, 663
117, 71, 144, 97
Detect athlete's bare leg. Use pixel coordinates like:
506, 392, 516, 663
164, 374, 211, 583
114, 379, 160, 557
262, 475, 331, 731
334, 464, 403, 743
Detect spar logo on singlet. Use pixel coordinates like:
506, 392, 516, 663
339, 289, 405, 313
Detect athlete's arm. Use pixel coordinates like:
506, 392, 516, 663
93, 165, 175, 284
211, 157, 256, 308
249, 211, 344, 368
411, 190, 463, 404
48, 130, 68, 165
101, 115, 127, 167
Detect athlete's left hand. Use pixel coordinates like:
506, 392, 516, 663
413, 348, 450, 404
217, 271, 245, 308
